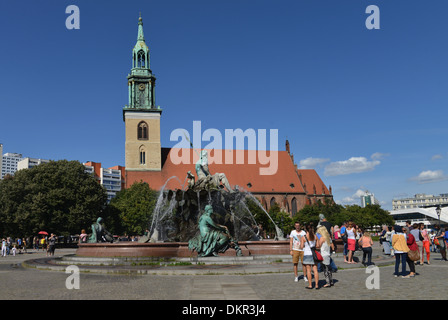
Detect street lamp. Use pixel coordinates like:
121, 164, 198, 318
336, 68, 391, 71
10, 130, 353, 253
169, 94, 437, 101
436, 205, 441, 226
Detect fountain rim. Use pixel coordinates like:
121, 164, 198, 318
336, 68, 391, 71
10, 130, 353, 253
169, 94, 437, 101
76, 241, 290, 258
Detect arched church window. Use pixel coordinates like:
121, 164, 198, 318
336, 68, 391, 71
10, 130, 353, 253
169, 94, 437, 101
270, 197, 277, 209
291, 198, 297, 215
139, 146, 146, 165
137, 50, 146, 68
138, 122, 148, 140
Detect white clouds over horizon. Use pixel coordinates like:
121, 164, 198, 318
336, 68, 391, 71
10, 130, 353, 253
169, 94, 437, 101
324, 155, 382, 177
339, 188, 366, 204
299, 157, 330, 169
410, 170, 448, 184
298, 153, 387, 177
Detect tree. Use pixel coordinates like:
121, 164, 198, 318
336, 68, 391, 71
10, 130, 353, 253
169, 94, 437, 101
243, 198, 293, 238
107, 181, 158, 235
295, 200, 344, 227
268, 203, 293, 237
0, 160, 108, 237
296, 201, 394, 231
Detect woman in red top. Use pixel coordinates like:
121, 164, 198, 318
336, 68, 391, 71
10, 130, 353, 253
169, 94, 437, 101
404, 226, 417, 277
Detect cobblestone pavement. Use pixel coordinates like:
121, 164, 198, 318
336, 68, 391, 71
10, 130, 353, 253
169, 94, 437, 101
1, 246, 448, 300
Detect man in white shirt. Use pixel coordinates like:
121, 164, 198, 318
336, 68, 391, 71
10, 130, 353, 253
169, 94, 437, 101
290, 222, 307, 282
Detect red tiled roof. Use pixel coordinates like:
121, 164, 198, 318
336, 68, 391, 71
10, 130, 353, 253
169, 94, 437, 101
127, 148, 305, 194
296, 169, 330, 196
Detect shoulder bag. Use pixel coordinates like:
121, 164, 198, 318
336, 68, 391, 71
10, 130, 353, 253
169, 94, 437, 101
408, 249, 420, 262
305, 236, 323, 263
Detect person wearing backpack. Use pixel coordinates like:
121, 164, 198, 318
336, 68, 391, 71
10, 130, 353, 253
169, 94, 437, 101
434, 225, 447, 261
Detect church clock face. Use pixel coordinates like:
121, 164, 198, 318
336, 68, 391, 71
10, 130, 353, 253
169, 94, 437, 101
139, 83, 145, 91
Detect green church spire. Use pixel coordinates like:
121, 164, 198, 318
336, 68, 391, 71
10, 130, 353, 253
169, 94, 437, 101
132, 15, 150, 70
137, 14, 145, 42
123, 15, 160, 115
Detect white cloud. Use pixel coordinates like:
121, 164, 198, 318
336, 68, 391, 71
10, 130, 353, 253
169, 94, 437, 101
324, 157, 381, 176
431, 154, 443, 161
410, 170, 448, 184
371, 152, 389, 160
298, 157, 330, 169
341, 189, 366, 204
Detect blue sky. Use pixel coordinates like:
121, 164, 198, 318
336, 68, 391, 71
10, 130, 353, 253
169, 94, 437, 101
1, 0, 447, 210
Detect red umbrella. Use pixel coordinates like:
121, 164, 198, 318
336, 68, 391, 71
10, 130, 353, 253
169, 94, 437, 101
38, 231, 48, 235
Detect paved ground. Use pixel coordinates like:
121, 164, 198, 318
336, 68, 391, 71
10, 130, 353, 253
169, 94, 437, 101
1, 243, 448, 302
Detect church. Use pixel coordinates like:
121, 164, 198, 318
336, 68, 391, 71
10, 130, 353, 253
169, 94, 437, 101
122, 16, 333, 216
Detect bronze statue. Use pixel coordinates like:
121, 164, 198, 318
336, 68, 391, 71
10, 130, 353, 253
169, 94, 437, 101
188, 204, 242, 257
193, 150, 233, 192
88, 217, 114, 243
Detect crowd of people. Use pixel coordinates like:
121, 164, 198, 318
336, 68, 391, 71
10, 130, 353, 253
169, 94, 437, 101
2, 233, 59, 257
289, 214, 340, 290
1, 231, 142, 257
289, 216, 448, 288
379, 221, 448, 278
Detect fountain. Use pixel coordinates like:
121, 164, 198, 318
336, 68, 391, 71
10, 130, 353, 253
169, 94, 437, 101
76, 150, 289, 258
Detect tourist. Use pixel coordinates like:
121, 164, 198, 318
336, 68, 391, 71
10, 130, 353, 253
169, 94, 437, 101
318, 214, 333, 238
380, 225, 392, 255
403, 226, 417, 277
6, 238, 11, 255
79, 229, 88, 243
340, 222, 348, 263
33, 237, 39, 251
434, 225, 447, 261
346, 221, 357, 264
12, 244, 16, 256
300, 222, 320, 290
289, 222, 306, 282
333, 225, 340, 240
22, 238, 27, 253
385, 226, 393, 255
355, 226, 362, 251
1, 238, 7, 257
317, 225, 334, 287
410, 223, 423, 265
40, 237, 46, 252
359, 231, 373, 266
392, 225, 409, 277
47, 233, 56, 257
379, 225, 387, 253
430, 231, 437, 252
17, 238, 22, 253
419, 223, 431, 265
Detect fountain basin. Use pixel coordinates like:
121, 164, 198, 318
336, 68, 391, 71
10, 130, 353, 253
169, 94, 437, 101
76, 241, 290, 258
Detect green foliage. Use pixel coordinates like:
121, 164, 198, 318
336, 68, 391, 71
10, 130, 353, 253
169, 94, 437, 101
294, 199, 344, 226
268, 203, 294, 236
107, 181, 157, 235
244, 198, 293, 237
296, 201, 394, 230
245, 197, 271, 230
0, 160, 108, 237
